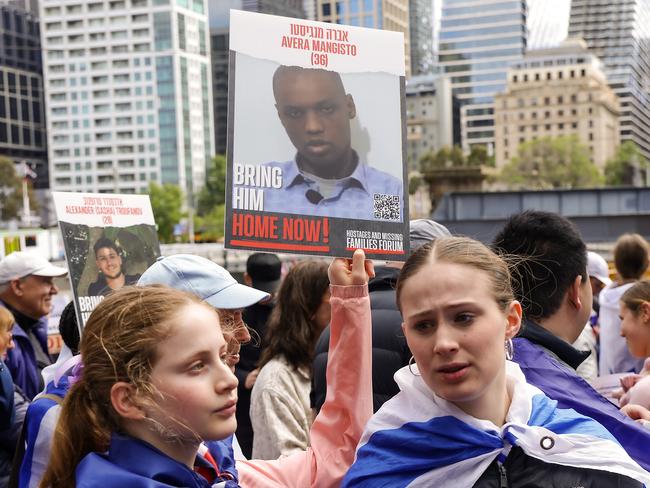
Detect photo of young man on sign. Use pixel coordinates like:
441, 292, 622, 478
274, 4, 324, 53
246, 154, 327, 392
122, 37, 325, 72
226, 10, 408, 259
258, 65, 402, 221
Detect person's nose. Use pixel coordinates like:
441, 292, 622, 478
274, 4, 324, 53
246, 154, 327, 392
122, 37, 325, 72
215, 360, 239, 392
304, 110, 324, 134
433, 324, 460, 355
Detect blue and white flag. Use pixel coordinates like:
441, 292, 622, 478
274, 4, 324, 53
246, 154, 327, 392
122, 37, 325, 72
343, 361, 650, 487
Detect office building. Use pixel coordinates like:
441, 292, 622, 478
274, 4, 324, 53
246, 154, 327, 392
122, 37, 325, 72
209, 0, 305, 155
406, 74, 454, 170
409, 0, 434, 75
41, 0, 214, 198
526, 0, 569, 50
494, 38, 619, 169
316, 0, 410, 76
0, 2, 49, 225
569, 0, 650, 162
438, 0, 527, 152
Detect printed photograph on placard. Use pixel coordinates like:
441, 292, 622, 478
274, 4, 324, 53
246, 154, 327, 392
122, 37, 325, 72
225, 10, 409, 260
52, 192, 161, 329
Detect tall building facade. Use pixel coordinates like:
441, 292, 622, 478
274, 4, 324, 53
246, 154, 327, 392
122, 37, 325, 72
41, 0, 214, 198
0, 2, 51, 226
406, 74, 454, 170
438, 0, 527, 152
569, 0, 650, 162
526, 0, 569, 50
241, 0, 305, 17
316, 0, 410, 76
209, 0, 306, 156
494, 39, 619, 169
0, 3, 48, 192
409, 0, 434, 75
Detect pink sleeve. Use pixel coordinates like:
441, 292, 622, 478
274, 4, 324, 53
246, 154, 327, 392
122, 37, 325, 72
237, 284, 373, 488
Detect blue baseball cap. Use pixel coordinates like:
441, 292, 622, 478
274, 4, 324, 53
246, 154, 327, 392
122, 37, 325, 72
137, 254, 269, 309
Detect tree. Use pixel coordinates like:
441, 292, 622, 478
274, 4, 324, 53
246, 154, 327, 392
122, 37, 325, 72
419, 145, 465, 172
146, 182, 184, 243
0, 157, 37, 223
467, 145, 495, 167
197, 155, 227, 216
498, 136, 603, 190
604, 141, 649, 186
194, 204, 225, 242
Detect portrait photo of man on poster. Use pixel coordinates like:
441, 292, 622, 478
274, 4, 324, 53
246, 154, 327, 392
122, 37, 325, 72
86, 236, 142, 296
230, 55, 405, 223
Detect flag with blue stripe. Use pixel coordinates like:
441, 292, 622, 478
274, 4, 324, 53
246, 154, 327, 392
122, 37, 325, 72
343, 361, 650, 487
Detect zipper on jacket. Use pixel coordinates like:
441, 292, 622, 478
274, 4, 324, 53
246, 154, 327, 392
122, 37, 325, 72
497, 462, 508, 488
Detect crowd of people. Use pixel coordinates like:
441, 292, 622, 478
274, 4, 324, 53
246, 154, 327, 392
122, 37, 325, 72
1, 210, 650, 487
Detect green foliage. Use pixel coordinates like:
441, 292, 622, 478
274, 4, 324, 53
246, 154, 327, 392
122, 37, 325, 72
419, 146, 465, 172
197, 155, 227, 216
498, 136, 603, 190
604, 141, 649, 186
467, 145, 489, 166
0, 157, 37, 222
194, 204, 225, 242
146, 182, 184, 243
408, 175, 422, 195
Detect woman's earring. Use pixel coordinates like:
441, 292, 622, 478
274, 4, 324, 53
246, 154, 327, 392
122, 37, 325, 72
505, 338, 514, 361
408, 355, 421, 376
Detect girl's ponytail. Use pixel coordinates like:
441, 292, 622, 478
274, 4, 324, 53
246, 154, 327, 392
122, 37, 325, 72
40, 378, 112, 488
37, 285, 204, 487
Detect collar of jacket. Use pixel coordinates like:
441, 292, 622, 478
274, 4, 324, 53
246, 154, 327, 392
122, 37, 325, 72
76, 433, 239, 488
518, 319, 590, 370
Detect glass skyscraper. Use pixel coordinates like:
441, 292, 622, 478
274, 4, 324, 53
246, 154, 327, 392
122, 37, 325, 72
438, 0, 527, 151
41, 0, 214, 198
569, 0, 650, 162
316, 0, 410, 75
409, 0, 434, 75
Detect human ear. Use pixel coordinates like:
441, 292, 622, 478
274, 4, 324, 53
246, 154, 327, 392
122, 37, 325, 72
110, 382, 146, 420
9, 279, 23, 296
640, 302, 650, 324
568, 275, 584, 311
505, 301, 522, 340
243, 273, 252, 287
346, 94, 356, 119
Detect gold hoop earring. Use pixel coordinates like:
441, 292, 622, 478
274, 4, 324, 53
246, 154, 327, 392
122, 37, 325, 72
408, 355, 420, 376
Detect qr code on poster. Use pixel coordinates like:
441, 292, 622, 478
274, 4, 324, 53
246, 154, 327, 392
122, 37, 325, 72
373, 194, 400, 221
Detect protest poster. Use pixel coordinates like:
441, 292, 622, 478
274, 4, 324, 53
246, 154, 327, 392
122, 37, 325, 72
52, 192, 160, 329
225, 10, 409, 259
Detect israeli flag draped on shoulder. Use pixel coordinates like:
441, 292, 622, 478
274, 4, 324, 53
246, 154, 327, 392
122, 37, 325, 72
343, 361, 650, 487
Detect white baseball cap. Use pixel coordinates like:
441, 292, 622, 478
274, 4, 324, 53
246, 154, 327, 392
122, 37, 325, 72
138, 254, 269, 309
0, 251, 68, 285
587, 251, 612, 287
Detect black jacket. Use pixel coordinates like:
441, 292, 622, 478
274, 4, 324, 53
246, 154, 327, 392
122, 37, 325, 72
475, 446, 643, 487
311, 266, 410, 413
235, 300, 275, 458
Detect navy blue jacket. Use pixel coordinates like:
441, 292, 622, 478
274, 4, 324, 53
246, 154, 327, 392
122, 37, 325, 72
1, 301, 49, 400
0, 360, 13, 430
76, 434, 240, 487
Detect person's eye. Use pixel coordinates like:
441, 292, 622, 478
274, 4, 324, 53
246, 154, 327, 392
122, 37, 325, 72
412, 320, 434, 332
455, 313, 474, 324
320, 104, 335, 114
220, 353, 230, 365
286, 109, 303, 118
188, 361, 205, 373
